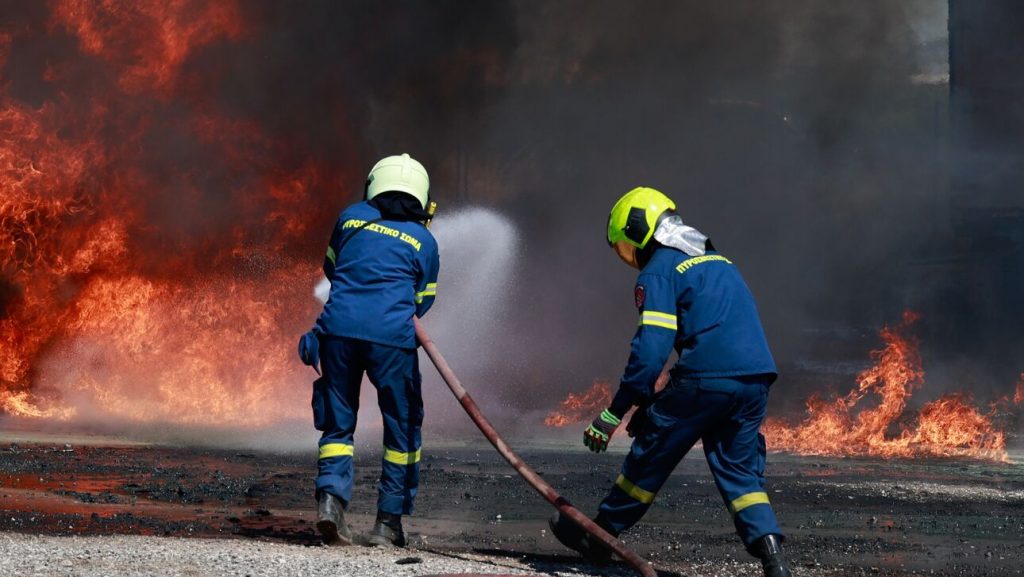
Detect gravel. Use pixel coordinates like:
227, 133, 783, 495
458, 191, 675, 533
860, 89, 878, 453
0, 533, 594, 577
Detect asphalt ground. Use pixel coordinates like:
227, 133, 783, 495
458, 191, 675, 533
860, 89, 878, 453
0, 436, 1022, 576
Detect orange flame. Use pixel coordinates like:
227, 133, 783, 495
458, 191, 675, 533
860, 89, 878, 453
0, 2, 333, 425
0, 390, 75, 420
1015, 373, 1024, 405
764, 312, 1009, 462
50, 0, 245, 94
544, 381, 613, 427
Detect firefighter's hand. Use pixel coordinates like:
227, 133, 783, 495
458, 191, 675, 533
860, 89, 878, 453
297, 330, 321, 375
583, 409, 621, 453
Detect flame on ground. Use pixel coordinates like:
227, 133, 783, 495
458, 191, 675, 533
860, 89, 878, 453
764, 312, 1011, 462
544, 381, 612, 427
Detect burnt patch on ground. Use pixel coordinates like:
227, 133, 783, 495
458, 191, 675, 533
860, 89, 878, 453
0, 440, 1022, 576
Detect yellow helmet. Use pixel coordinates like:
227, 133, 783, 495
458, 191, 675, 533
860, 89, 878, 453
607, 186, 676, 268
366, 153, 430, 209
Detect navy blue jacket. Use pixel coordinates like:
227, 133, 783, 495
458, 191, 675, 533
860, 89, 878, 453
315, 201, 439, 349
609, 247, 776, 416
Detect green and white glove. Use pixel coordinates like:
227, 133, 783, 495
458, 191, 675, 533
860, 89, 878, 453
583, 409, 621, 453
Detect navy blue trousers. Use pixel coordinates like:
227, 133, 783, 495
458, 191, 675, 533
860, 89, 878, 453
598, 374, 783, 552
313, 336, 423, 515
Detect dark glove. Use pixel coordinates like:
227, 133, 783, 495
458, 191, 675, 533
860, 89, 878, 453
626, 405, 650, 438
583, 409, 622, 453
298, 330, 321, 375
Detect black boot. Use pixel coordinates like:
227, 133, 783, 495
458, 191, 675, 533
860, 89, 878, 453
367, 511, 407, 547
547, 512, 613, 564
752, 534, 793, 577
316, 492, 353, 546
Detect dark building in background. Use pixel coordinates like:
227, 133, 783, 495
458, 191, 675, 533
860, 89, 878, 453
940, 1, 1024, 369
950, 1, 1024, 164
949, 0, 1024, 216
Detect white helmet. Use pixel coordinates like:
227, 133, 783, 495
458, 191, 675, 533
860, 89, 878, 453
366, 153, 430, 210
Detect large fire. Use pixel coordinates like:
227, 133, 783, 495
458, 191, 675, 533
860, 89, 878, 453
49, 0, 245, 94
764, 311, 1013, 462
0, 2, 335, 426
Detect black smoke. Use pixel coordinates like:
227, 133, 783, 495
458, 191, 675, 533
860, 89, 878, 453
3, 1, 1021, 431
447, 0, 1022, 423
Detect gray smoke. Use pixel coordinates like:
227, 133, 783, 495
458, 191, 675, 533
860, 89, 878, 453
4, 1, 1021, 441
456, 0, 1022, 419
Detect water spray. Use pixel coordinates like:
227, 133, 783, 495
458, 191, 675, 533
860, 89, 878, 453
414, 318, 657, 577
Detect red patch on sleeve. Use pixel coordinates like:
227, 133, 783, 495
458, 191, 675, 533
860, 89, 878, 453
634, 285, 645, 309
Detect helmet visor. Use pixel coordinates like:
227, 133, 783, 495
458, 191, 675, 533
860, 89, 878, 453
612, 240, 639, 268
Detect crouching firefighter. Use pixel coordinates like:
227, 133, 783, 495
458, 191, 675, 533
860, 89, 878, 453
549, 187, 793, 577
298, 153, 440, 547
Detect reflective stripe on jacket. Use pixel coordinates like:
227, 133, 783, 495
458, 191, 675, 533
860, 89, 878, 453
610, 247, 776, 415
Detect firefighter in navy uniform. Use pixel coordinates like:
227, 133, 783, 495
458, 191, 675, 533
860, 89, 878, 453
549, 187, 793, 577
298, 153, 439, 547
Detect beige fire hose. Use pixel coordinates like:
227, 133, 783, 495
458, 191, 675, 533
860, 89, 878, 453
414, 319, 657, 577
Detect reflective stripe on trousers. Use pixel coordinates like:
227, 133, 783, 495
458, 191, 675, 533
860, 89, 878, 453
597, 375, 782, 549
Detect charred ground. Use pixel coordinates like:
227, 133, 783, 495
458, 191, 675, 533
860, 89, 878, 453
0, 439, 1021, 577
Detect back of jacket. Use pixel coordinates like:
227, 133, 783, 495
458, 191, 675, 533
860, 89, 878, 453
315, 201, 439, 349
610, 246, 776, 414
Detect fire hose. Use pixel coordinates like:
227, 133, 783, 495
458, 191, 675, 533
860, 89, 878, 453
414, 319, 657, 577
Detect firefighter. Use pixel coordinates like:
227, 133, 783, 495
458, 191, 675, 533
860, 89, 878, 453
549, 187, 793, 577
298, 153, 439, 547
